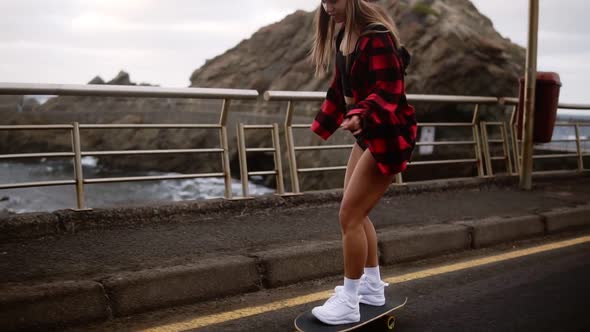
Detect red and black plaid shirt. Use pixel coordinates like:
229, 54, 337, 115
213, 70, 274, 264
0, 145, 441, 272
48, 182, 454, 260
311, 31, 418, 175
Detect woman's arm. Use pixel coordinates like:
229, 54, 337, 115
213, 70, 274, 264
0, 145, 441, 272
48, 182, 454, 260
310, 64, 347, 140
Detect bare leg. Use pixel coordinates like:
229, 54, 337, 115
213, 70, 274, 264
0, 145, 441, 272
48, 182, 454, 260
311, 147, 393, 323
340, 149, 395, 279
343, 144, 381, 269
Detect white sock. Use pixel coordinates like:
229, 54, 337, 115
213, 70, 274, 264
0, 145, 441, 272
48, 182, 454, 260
343, 277, 360, 297
364, 266, 381, 282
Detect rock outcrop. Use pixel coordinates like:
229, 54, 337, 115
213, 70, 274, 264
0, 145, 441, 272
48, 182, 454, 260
0, 96, 40, 113
0, 96, 23, 112
190, 0, 525, 100
1, 0, 526, 191
88, 76, 105, 85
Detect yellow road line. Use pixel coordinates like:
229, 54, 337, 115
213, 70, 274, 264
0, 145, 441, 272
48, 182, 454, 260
143, 235, 590, 332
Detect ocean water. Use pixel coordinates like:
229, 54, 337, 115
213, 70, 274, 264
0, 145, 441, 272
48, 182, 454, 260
0, 157, 274, 213
539, 124, 590, 152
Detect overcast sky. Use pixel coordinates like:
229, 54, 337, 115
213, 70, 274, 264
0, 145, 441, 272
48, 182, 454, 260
0, 0, 588, 103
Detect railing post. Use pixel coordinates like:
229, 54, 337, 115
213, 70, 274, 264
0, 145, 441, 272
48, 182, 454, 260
237, 123, 250, 198
509, 106, 521, 174
219, 99, 233, 199
472, 104, 485, 177
71, 122, 87, 210
575, 124, 584, 172
394, 173, 404, 185
501, 123, 514, 175
284, 101, 301, 193
480, 121, 493, 176
271, 123, 286, 195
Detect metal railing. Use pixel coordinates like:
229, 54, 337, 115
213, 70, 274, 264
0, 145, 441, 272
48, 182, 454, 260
2, 83, 589, 210
0, 83, 259, 210
236, 123, 285, 197
404, 95, 495, 183
480, 120, 513, 176
264, 91, 499, 192
502, 98, 590, 174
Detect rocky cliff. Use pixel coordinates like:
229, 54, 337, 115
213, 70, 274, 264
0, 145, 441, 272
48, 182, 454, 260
1, 0, 526, 192
190, 0, 525, 100
187, 0, 527, 189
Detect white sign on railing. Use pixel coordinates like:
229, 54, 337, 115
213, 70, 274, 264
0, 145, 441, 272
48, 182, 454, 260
419, 126, 435, 155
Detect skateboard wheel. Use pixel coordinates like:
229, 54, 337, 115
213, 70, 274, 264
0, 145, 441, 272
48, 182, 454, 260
386, 315, 396, 330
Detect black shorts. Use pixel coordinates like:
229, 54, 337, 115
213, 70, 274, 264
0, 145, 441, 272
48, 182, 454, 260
353, 133, 368, 150
345, 104, 368, 150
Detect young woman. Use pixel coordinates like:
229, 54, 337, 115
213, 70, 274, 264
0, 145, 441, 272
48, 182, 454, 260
309, 0, 417, 325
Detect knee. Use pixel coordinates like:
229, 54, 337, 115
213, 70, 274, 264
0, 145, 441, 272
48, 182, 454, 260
339, 204, 364, 233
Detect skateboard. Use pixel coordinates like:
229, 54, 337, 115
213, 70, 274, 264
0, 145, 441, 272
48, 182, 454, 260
294, 295, 407, 332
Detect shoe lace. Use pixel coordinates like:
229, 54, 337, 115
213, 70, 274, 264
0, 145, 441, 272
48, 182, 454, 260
359, 275, 369, 287
360, 275, 389, 290
325, 290, 350, 307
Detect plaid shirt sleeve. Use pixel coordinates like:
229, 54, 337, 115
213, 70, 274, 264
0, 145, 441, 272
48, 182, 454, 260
310, 63, 346, 140
344, 33, 404, 131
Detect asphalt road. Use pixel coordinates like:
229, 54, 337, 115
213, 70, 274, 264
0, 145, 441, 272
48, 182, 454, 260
71, 231, 590, 332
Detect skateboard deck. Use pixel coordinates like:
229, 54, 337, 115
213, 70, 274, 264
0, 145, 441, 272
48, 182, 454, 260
294, 295, 407, 332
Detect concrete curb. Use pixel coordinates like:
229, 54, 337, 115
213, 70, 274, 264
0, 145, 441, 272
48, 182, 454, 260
1, 205, 589, 331
101, 255, 260, 316
0, 174, 562, 241
0, 212, 59, 242
378, 224, 471, 265
454, 215, 545, 248
2, 172, 589, 241
253, 241, 343, 288
0, 281, 109, 331
541, 204, 590, 233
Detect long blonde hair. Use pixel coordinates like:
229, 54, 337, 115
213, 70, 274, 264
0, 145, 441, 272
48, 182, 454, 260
310, 0, 401, 77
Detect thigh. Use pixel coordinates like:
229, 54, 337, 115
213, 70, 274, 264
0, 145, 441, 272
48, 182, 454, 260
341, 150, 396, 219
343, 143, 365, 191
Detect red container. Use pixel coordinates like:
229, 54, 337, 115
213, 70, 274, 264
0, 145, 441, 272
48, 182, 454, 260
514, 72, 562, 143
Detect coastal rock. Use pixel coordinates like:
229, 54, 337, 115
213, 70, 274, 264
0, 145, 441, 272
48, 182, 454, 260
1, 0, 526, 191
88, 76, 105, 85
187, 0, 526, 189
0, 96, 39, 113
0, 96, 24, 112
107, 71, 133, 85
190, 0, 525, 101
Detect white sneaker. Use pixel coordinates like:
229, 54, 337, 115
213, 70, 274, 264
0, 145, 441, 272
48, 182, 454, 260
311, 289, 360, 325
335, 274, 388, 306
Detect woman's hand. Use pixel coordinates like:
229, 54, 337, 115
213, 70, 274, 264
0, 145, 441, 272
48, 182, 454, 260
341, 115, 362, 135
